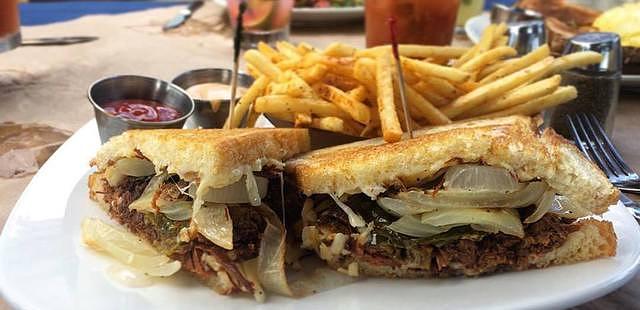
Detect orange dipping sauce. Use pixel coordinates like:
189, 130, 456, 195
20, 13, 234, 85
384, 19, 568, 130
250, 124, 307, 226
0, 0, 20, 38
365, 0, 460, 47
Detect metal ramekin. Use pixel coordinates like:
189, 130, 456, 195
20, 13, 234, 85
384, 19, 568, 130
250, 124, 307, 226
88, 75, 195, 143
171, 68, 254, 129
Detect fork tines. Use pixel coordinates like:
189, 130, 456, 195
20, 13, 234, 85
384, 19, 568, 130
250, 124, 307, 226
566, 113, 640, 187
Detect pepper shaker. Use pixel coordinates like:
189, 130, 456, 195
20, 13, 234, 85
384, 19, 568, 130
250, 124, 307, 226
545, 32, 622, 137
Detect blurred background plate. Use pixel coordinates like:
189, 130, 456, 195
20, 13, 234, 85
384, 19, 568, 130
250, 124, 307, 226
213, 0, 363, 25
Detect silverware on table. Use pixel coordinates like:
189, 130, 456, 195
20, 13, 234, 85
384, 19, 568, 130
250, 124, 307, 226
88, 75, 194, 143
21, 36, 98, 46
566, 113, 640, 194
162, 0, 204, 31
565, 113, 640, 220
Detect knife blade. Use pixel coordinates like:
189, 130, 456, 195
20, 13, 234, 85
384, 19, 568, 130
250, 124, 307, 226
21, 36, 98, 46
163, 1, 204, 31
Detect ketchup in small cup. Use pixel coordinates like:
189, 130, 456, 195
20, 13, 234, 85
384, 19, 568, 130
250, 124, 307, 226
102, 99, 182, 122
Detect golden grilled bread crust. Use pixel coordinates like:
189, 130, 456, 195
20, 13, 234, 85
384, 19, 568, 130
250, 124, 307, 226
287, 116, 618, 215
306, 219, 616, 278
92, 128, 310, 188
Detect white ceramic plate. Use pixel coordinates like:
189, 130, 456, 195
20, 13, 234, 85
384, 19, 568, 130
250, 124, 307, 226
465, 12, 490, 44
213, 0, 363, 25
1, 119, 640, 310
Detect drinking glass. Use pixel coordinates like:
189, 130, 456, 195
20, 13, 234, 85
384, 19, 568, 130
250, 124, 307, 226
0, 0, 21, 53
227, 0, 294, 49
365, 0, 460, 47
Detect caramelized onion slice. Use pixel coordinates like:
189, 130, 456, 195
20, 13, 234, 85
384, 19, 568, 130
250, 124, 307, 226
81, 218, 181, 277
256, 205, 293, 297
128, 173, 168, 213
114, 158, 155, 177
397, 181, 547, 209
199, 175, 268, 205
377, 197, 436, 216
444, 164, 522, 192
387, 215, 447, 237
421, 208, 524, 238
551, 195, 594, 219
193, 203, 233, 250
330, 194, 366, 228
157, 200, 193, 221
524, 189, 555, 223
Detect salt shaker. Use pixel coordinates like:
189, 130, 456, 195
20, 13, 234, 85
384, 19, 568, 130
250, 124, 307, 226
546, 32, 622, 137
507, 20, 546, 56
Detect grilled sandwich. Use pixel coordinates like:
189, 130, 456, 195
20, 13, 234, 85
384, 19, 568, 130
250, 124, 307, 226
287, 116, 618, 278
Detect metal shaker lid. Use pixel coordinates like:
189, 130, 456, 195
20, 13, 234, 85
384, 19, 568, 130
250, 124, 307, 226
563, 32, 622, 73
490, 3, 542, 24
507, 20, 546, 55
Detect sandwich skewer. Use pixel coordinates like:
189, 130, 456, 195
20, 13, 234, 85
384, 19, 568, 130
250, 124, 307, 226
225, 1, 246, 129
388, 17, 414, 139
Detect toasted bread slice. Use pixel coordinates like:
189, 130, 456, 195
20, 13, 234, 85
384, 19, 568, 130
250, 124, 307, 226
287, 116, 618, 215
91, 128, 310, 188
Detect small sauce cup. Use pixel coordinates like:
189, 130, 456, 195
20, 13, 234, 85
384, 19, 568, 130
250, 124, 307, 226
88, 75, 194, 143
171, 68, 254, 129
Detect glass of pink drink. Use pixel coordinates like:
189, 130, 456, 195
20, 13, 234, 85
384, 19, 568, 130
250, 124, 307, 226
227, 0, 294, 49
0, 0, 21, 53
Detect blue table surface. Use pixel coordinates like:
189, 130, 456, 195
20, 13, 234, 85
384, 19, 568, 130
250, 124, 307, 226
20, 0, 516, 26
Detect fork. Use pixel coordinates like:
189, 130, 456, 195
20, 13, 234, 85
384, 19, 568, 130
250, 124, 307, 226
566, 113, 640, 194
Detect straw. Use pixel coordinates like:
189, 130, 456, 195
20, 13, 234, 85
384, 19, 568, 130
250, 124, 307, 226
388, 17, 413, 139
225, 1, 246, 129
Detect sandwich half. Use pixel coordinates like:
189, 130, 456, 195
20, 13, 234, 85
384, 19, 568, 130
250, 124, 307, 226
88, 128, 309, 299
287, 116, 618, 278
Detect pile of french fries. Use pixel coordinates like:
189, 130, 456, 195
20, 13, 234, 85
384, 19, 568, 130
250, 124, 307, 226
228, 23, 603, 142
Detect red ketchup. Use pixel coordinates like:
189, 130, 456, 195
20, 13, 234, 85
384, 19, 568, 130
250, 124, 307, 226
103, 99, 181, 122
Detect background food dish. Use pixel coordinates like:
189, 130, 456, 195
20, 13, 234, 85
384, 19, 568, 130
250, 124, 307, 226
0, 120, 639, 309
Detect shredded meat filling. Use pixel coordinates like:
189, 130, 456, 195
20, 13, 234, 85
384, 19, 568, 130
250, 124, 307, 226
100, 175, 267, 295
315, 198, 579, 277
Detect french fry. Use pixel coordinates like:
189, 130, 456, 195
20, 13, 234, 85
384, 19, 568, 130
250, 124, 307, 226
323, 42, 357, 57
311, 116, 345, 133
353, 57, 378, 98
441, 57, 554, 118
255, 96, 350, 118
548, 51, 603, 75
294, 113, 313, 127
475, 86, 577, 119
297, 42, 314, 55
276, 41, 302, 60
296, 63, 329, 84
421, 76, 464, 99
492, 35, 509, 48
459, 75, 562, 118
268, 112, 295, 123
276, 59, 300, 71
479, 44, 550, 85
245, 110, 260, 128
313, 83, 371, 124
476, 24, 498, 54
493, 23, 508, 40
258, 42, 285, 63
412, 82, 450, 107
478, 59, 512, 79
347, 85, 368, 102
453, 45, 478, 68
355, 45, 469, 59
376, 51, 403, 142
343, 119, 366, 136
321, 73, 361, 91
244, 49, 282, 80
401, 57, 471, 83
283, 71, 318, 98
459, 46, 517, 73
227, 75, 270, 128
246, 63, 262, 79
405, 85, 452, 125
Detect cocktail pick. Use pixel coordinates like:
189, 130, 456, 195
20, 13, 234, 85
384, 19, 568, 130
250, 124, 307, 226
225, 1, 247, 129
388, 17, 413, 139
